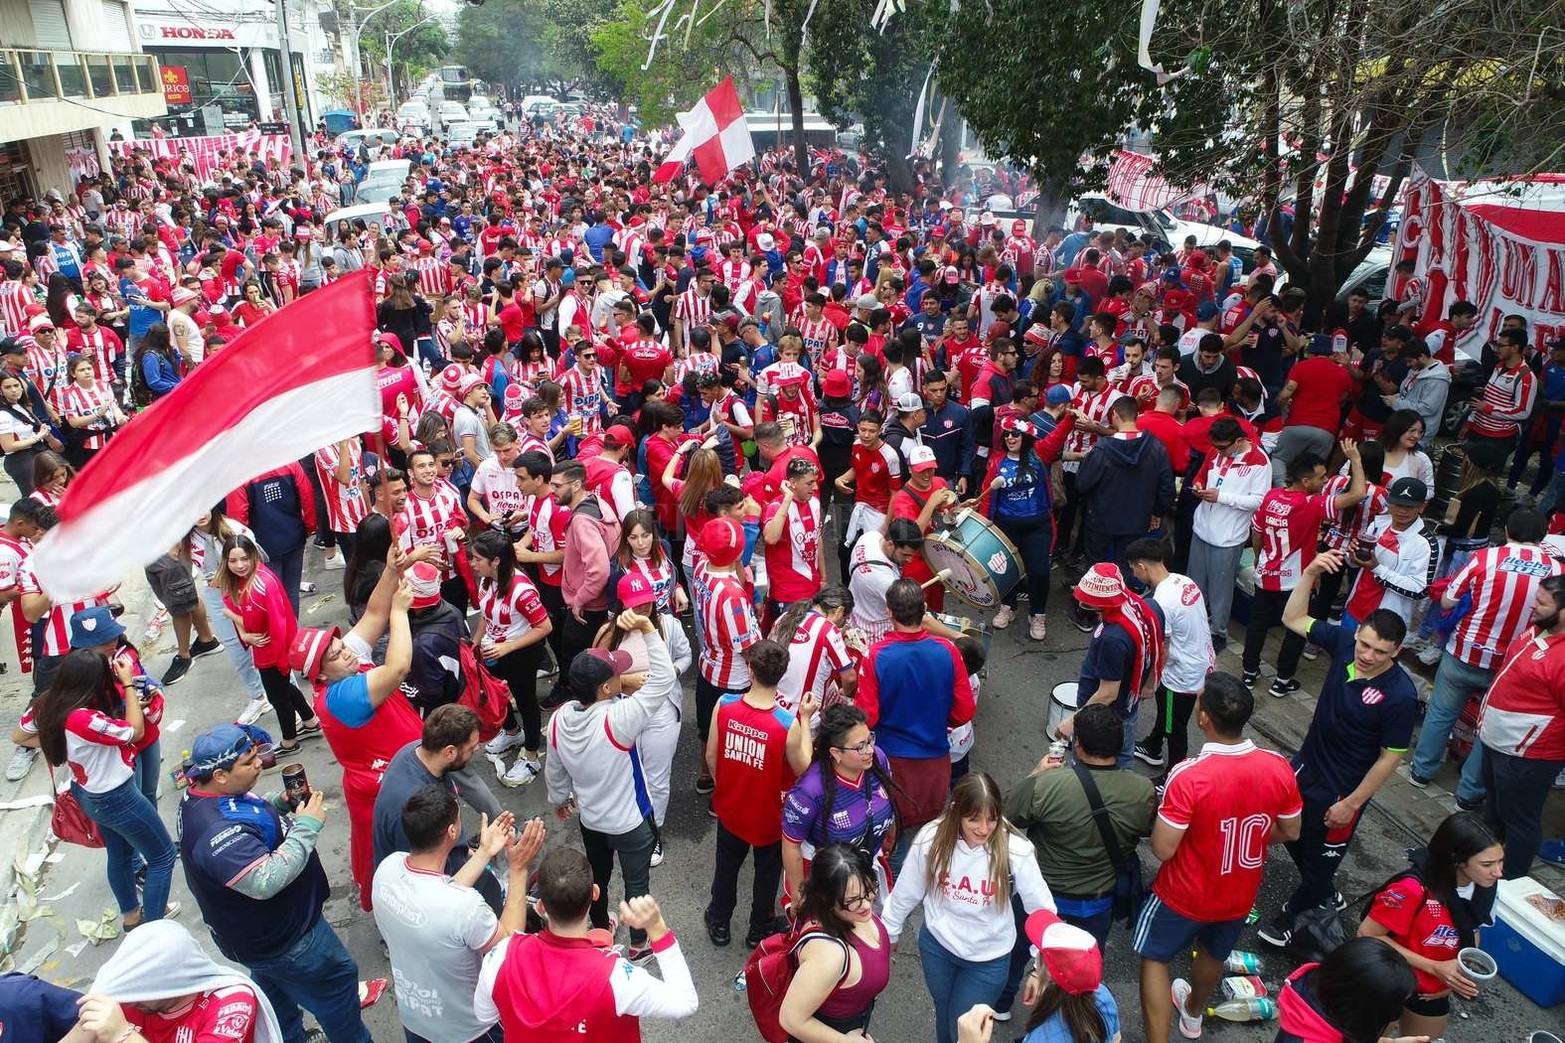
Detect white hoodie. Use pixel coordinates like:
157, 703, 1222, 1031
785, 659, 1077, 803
882, 823, 1055, 962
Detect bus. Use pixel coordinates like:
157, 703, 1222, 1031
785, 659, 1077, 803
439, 65, 472, 104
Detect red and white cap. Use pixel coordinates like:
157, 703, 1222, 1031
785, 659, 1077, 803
700, 517, 745, 568
908, 445, 938, 472
456, 372, 486, 398
28, 313, 54, 332
289, 625, 341, 682
770, 361, 808, 387
171, 287, 200, 307
617, 572, 658, 609
439, 363, 466, 394
407, 561, 443, 610
1012, 219, 1028, 234
1072, 563, 1128, 609
1024, 910, 1103, 995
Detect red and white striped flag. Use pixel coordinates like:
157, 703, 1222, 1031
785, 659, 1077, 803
653, 77, 755, 185
32, 273, 379, 600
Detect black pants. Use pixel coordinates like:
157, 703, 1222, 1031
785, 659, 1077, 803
272, 546, 305, 619
1242, 587, 1307, 680
1280, 791, 1364, 925
259, 665, 315, 743
529, 571, 567, 671
1481, 748, 1564, 879
995, 512, 1053, 613
1307, 562, 1354, 622
695, 676, 746, 745
707, 821, 783, 936
1056, 471, 1086, 557
581, 818, 656, 946
1142, 686, 1199, 766
553, 609, 606, 702
494, 641, 546, 752
3, 445, 41, 496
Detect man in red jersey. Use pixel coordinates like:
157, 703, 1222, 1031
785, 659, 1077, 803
1137, 673, 1302, 1043
693, 517, 762, 794
761, 457, 825, 624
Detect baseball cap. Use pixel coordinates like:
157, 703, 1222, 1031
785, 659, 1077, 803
1195, 301, 1221, 321
756, 232, 775, 252
908, 445, 938, 471
28, 314, 53, 333
1072, 563, 1129, 609
1045, 385, 1073, 406
617, 572, 658, 610
1307, 333, 1334, 356
942, 266, 960, 284
417, 240, 434, 254
1024, 911, 1104, 995
1062, 267, 1082, 282
288, 625, 341, 682
894, 391, 925, 414
987, 320, 1011, 341
69, 605, 126, 649
822, 370, 853, 397
980, 211, 996, 225
456, 372, 486, 399
406, 561, 443, 610
604, 424, 636, 450
700, 516, 745, 568
185, 724, 256, 781
1386, 477, 1429, 506
568, 647, 633, 699
855, 293, 879, 311
719, 313, 741, 332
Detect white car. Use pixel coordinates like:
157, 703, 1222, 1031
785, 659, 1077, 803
438, 102, 469, 124
335, 128, 399, 159
323, 202, 395, 238
1066, 193, 1266, 270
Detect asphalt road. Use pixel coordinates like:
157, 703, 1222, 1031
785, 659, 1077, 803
1, 545, 1557, 1043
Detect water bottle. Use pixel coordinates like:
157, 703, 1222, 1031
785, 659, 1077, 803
1221, 950, 1263, 974
732, 969, 748, 993
1332, 329, 1348, 356
1220, 975, 1268, 999
1206, 998, 1277, 1022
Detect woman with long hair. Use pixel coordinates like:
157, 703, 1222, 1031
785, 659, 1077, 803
31, 650, 178, 929
782, 704, 898, 911
1276, 936, 1417, 1043
83, 269, 127, 338
1358, 812, 1503, 1040
230, 280, 276, 328
376, 273, 434, 363
592, 570, 691, 863
134, 323, 181, 400
512, 330, 554, 386
612, 508, 688, 617
663, 445, 725, 572
1376, 410, 1435, 492
1016, 911, 1120, 1043
67, 605, 162, 806
215, 534, 320, 752
345, 512, 394, 622
977, 415, 1069, 640
779, 844, 892, 1042
29, 450, 73, 507
884, 773, 1055, 1043
45, 272, 78, 330
770, 585, 858, 717
0, 371, 60, 494
469, 529, 554, 789
854, 352, 888, 415
60, 354, 125, 467
186, 506, 268, 718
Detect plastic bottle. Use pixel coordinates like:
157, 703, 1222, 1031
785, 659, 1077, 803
1220, 975, 1268, 999
1206, 998, 1278, 1022
1221, 950, 1262, 974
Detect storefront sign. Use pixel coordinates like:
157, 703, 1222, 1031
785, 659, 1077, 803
161, 66, 192, 105
157, 26, 235, 40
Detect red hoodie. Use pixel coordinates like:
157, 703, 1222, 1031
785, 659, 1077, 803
1275, 964, 1343, 1043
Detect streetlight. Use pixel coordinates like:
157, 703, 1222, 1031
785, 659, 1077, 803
344, 0, 411, 81
384, 15, 437, 103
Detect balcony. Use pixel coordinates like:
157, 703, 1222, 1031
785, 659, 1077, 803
0, 48, 166, 140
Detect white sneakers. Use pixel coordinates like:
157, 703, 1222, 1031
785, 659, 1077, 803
1029, 615, 1047, 641
236, 698, 271, 727
501, 757, 540, 788
992, 605, 1015, 629
5, 745, 38, 782
484, 731, 524, 756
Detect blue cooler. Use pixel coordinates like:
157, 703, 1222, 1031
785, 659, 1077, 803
1481, 877, 1565, 1008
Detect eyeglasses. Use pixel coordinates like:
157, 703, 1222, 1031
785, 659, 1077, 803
841, 886, 878, 912
1210, 440, 1235, 452
436, 458, 456, 469
833, 732, 875, 756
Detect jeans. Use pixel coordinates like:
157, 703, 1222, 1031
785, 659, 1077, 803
1118, 709, 1138, 769
581, 817, 656, 946
995, 512, 1053, 614
200, 583, 265, 701
1279, 791, 1364, 926
1187, 537, 1245, 644
72, 776, 176, 918
1409, 651, 1493, 800
134, 739, 160, 806
1242, 587, 1308, 681
918, 924, 1012, 1043
707, 821, 783, 937
1537, 469, 1565, 517
230, 917, 371, 1043
1481, 749, 1564, 879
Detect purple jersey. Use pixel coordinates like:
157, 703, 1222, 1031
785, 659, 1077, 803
781, 748, 896, 858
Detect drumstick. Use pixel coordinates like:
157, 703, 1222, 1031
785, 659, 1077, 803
921, 568, 952, 590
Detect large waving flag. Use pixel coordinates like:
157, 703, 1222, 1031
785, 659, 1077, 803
33, 272, 379, 600
653, 77, 755, 184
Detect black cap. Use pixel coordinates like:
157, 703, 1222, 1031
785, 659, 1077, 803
0, 337, 23, 356
1384, 324, 1414, 343
567, 648, 631, 699
1386, 477, 1428, 506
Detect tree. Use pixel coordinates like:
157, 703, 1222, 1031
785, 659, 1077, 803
319, 70, 385, 117
453, 0, 620, 96
588, 1, 729, 126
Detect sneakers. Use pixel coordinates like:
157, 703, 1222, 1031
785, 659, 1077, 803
321, 553, 346, 571
695, 772, 715, 795
1300, 643, 1320, 661
1256, 919, 1293, 947
1068, 609, 1096, 633
1538, 839, 1565, 868
991, 1010, 1012, 1024
1171, 977, 1203, 1039
992, 604, 1015, 630
1268, 677, 1301, 699
296, 720, 323, 741
501, 758, 540, 788
1330, 890, 1348, 912
1133, 742, 1165, 768
190, 637, 223, 660
1456, 794, 1484, 812
745, 917, 789, 948
706, 798, 718, 818
1028, 615, 1047, 641
1407, 771, 1431, 789
236, 699, 268, 727
485, 730, 525, 756
5, 745, 38, 782
705, 912, 731, 947
650, 841, 664, 868
162, 656, 192, 687
299, 582, 318, 596
1241, 671, 1260, 689
125, 901, 182, 931
1417, 643, 1443, 666
625, 944, 655, 966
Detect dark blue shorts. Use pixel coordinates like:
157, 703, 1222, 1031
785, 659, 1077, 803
1132, 892, 1246, 964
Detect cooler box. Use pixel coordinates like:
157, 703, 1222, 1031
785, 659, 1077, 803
1481, 876, 1565, 1007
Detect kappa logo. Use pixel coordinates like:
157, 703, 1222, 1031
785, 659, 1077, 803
1361, 686, 1385, 706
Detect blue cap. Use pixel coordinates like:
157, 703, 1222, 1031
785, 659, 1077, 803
1308, 332, 1334, 355
1196, 301, 1221, 321
690, 246, 709, 266
560, 267, 577, 287
186, 724, 254, 780
1045, 385, 1073, 406
69, 605, 126, 649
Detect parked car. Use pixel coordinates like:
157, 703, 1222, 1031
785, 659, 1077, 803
335, 128, 399, 159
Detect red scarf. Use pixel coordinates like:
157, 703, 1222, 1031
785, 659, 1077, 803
1101, 592, 1165, 697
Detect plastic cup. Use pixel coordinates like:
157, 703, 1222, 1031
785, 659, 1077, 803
1456, 946, 1497, 983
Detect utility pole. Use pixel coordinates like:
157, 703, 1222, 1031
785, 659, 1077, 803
274, 0, 307, 156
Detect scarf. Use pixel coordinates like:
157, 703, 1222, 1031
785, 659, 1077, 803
90, 920, 284, 1043
1100, 591, 1165, 697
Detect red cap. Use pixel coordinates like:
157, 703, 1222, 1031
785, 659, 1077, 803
987, 319, 1011, 341
700, 517, 745, 567
1062, 267, 1083, 282
417, 240, 434, 254
604, 424, 636, 450
1025, 911, 1104, 995
617, 572, 658, 609
407, 561, 443, 610
288, 626, 341, 682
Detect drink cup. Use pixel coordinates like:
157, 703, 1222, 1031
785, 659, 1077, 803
281, 763, 311, 809
1456, 946, 1497, 983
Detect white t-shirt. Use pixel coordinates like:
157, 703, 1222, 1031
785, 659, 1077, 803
847, 529, 900, 645
1151, 572, 1216, 694
169, 309, 205, 364
371, 853, 499, 1043
469, 456, 528, 531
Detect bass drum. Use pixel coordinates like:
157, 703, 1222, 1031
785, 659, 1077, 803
922, 509, 1023, 610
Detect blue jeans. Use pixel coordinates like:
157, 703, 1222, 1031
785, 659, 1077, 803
230, 917, 371, 1043
919, 924, 1011, 1043
1410, 651, 1492, 800
134, 739, 160, 806
201, 583, 265, 701
1118, 709, 1138, 768
71, 776, 175, 917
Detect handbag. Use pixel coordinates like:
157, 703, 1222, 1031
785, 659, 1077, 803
47, 765, 105, 849
1073, 762, 1144, 925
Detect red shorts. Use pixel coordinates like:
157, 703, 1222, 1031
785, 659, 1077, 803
1341, 408, 1383, 443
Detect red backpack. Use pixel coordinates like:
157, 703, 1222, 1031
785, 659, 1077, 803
456, 639, 511, 741
742, 925, 849, 1043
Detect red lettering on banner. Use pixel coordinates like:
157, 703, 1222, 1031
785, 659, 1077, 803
1501, 239, 1538, 308
159, 26, 236, 40
1541, 249, 1565, 315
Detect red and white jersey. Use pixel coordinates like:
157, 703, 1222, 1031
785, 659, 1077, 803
1446, 543, 1562, 670
0, 532, 29, 595
511, 359, 555, 388
314, 440, 370, 536
672, 351, 721, 386
470, 456, 530, 530
851, 439, 904, 512
413, 256, 449, 299
697, 570, 761, 690
1467, 362, 1539, 439
1321, 477, 1387, 552
462, 300, 492, 330
1250, 488, 1332, 592
24, 342, 69, 409
59, 381, 115, 451
1001, 235, 1038, 277
64, 326, 123, 385
62, 706, 136, 793
1061, 384, 1118, 473
620, 229, 646, 272
435, 317, 467, 357
559, 366, 606, 436
125, 983, 261, 1043
17, 556, 107, 659
796, 316, 837, 361
525, 494, 569, 585
717, 257, 751, 290
396, 483, 467, 580
477, 573, 549, 645
761, 496, 823, 603
758, 389, 820, 449
673, 287, 713, 330
1478, 625, 1565, 761
777, 609, 855, 716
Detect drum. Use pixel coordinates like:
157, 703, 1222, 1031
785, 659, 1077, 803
930, 612, 992, 674
1047, 682, 1079, 740
923, 509, 1024, 610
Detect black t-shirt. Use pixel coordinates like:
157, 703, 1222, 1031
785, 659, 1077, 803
1355, 349, 1410, 422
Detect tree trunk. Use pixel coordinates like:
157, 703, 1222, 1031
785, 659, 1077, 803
1032, 174, 1070, 239
785, 65, 809, 176
939, 100, 962, 188
886, 152, 914, 196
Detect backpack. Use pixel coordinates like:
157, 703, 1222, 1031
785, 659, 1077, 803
743, 927, 849, 1043
456, 638, 511, 741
